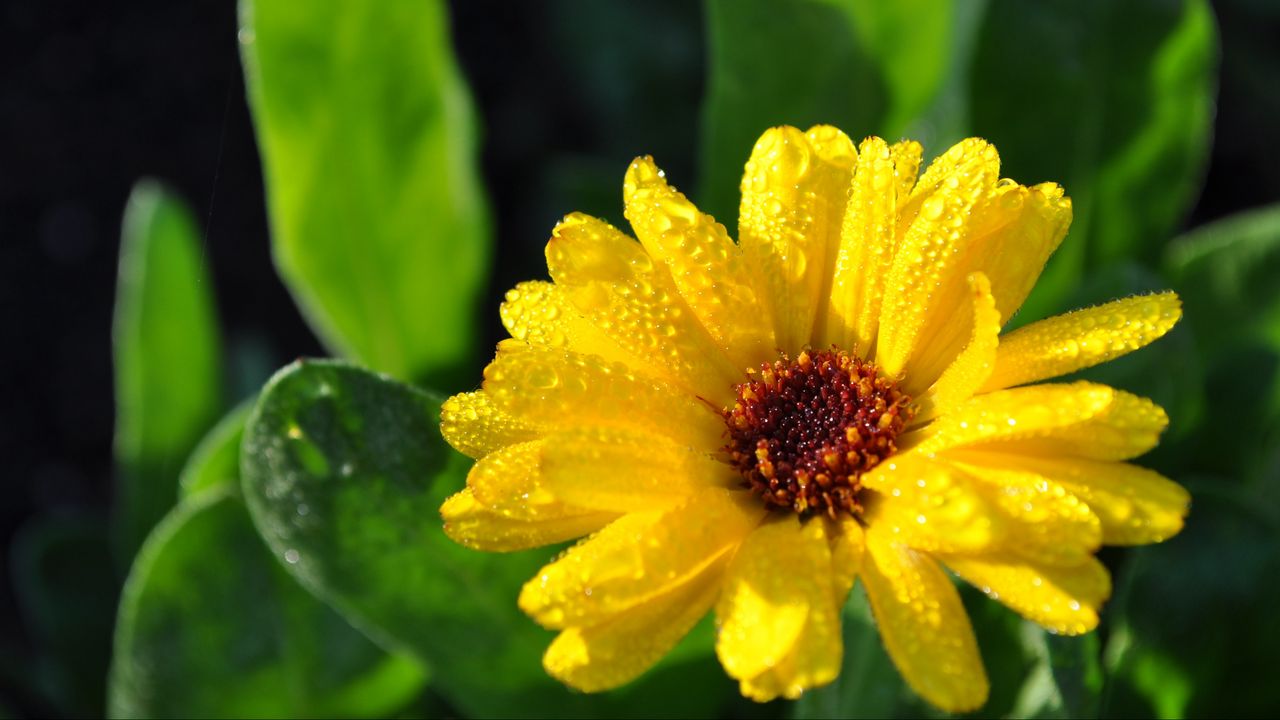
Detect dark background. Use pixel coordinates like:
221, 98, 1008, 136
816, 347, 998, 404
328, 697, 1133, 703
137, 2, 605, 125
1, 0, 1277, 716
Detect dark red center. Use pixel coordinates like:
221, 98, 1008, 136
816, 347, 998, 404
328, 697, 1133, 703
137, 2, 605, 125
722, 349, 913, 517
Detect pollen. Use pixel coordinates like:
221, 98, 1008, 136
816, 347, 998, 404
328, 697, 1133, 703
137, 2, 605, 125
723, 349, 914, 518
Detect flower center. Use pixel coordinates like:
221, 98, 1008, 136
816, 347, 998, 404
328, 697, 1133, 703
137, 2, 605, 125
722, 349, 914, 518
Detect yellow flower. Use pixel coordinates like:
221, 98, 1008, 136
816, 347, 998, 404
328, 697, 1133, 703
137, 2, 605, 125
438, 126, 1188, 711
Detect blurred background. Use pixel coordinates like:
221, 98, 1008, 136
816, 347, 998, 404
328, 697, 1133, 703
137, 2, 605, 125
3, 0, 1279, 717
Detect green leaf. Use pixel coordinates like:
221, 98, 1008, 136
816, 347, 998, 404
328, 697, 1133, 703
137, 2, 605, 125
972, 0, 1218, 323
240, 360, 728, 718
11, 514, 117, 717
108, 489, 426, 719
113, 180, 223, 563
239, 0, 491, 387
179, 401, 252, 500
1101, 480, 1280, 719
1165, 203, 1280, 353
698, 0, 974, 226
1163, 205, 1280, 482
1044, 633, 1103, 719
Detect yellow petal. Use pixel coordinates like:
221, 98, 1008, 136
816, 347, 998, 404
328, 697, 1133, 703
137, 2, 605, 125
905, 187, 1055, 390
824, 137, 899, 355
499, 280, 632, 364
982, 292, 1183, 392
623, 156, 775, 369
919, 272, 1001, 420
519, 488, 760, 629
974, 182, 1072, 324
913, 382, 1168, 461
538, 426, 736, 512
544, 560, 722, 693
440, 390, 542, 459
440, 489, 615, 552
876, 139, 1001, 387
952, 462, 1102, 566
861, 455, 1000, 555
464, 441, 553, 513
739, 125, 857, 352
942, 554, 1111, 636
889, 140, 924, 202
863, 454, 1099, 567
739, 519, 863, 702
827, 515, 864, 607
861, 529, 988, 713
482, 342, 725, 452
879, 140, 1071, 391
461, 442, 626, 548
738, 605, 842, 702
717, 515, 841, 700
951, 451, 1189, 545
546, 213, 741, 398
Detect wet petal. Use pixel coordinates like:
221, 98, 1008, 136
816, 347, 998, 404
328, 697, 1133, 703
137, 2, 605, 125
951, 461, 1102, 566
464, 441, 554, 513
519, 488, 760, 629
482, 342, 725, 452
943, 554, 1110, 636
440, 390, 542, 459
878, 138, 1071, 391
824, 137, 900, 355
876, 139, 1001, 388
982, 292, 1183, 392
974, 182, 1072, 323
827, 515, 864, 607
440, 489, 615, 552
547, 213, 741, 397
544, 561, 722, 692
864, 454, 1100, 567
913, 382, 1168, 461
919, 272, 1001, 420
623, 156, 775, 369
717, 515, 841, 700
538, 426, 736, 512
889, 140, 924, 201
951, 451, 1189, 545
499, 280, 633, 365
862, 455, 1000, 555
739, 125, 857, 352
861, 529, 988, 713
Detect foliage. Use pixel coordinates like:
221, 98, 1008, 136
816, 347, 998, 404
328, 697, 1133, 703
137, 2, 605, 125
15, 0, 1278, 718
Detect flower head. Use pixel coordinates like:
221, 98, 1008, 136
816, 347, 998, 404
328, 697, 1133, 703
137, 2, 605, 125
439, 126, 1187, 711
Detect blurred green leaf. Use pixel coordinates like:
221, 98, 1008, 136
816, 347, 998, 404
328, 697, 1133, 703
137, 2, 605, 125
108, 489, 426, 719
957, 589, 1042, 719
1164, 205, 1280, 481
11, 514, 116, 717
178, 401, 251, 500
240, 360, 728, 718
1101, 480, 1280, 719
1165, 203, 1280, 352
1045, 633, 1103, 719
239, 0, 491, 388
113, 180, 223, 563
698, 0, 977, 225
975, 0, 1218, 323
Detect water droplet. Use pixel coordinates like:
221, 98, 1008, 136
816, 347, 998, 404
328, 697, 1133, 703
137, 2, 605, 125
284, 549, 300, 564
